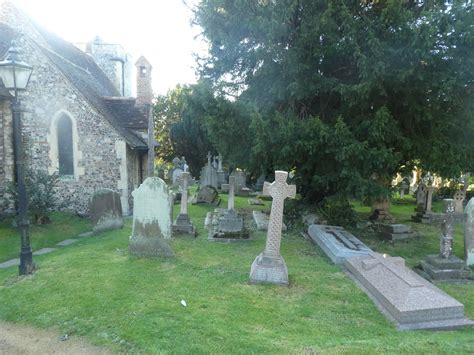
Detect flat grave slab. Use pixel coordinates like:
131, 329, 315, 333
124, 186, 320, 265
345, 252, 474, 330
0, 258, 20, 269
307, 224, 371, 264
33, 248, 57, 255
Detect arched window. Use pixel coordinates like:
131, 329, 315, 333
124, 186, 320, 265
57, 115, 74, 175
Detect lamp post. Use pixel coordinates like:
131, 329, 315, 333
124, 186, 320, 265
0, 40, 34, 275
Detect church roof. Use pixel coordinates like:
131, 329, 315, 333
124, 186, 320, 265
0, 21, 148, 149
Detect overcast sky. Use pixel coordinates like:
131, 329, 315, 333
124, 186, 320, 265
10, 0, 207, 95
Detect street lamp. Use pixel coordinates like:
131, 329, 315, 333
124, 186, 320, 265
0, 40, 34, 275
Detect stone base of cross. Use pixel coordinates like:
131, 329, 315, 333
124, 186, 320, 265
249, 170, 296, 286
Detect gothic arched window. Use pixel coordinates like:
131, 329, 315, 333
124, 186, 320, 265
57, 115, 74, 175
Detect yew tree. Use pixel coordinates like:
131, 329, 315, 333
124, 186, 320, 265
194, 0, 474, 201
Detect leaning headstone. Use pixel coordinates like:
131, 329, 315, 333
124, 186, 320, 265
308, 224, 371, 265
420, 199, 472, 280
129, 177, 174, 257
380, 224, 416, 241
90, 189, 123, 234
173, 173, 195, 236
249, 171, 295, 285
453, 190, 466, 214
345, 252, 474, 330
464, 198, 474, 267
195, 185, 220, 205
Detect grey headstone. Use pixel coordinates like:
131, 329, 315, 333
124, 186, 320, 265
307, 224, 372, 265
195, 185, 220, 205
465, 198, 474, 266
248, 198, 264, 206
345, 252, 474, 330
253, 210, 287, 231
129, 177, 174, 257
380, 224, 416, 241
90, 189, 123, 234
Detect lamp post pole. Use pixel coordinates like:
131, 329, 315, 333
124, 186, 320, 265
0, 41, 34, 275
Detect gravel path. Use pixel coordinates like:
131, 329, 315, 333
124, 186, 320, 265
0, 321, 110, 354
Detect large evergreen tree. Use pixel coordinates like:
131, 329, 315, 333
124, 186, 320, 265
194, 0, 474, 201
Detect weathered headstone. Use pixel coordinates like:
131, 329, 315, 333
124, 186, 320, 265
249, 171, 296, 285
90, 189, 123, 234
345, 252, 474, 330
200, 152, 218, 189
412, 185, 436, 223
173, 172, 195, 236
453, 190, 466, 214
380, 224, 416, 241
129, 177, 174, 257
308, 224, 372, 264
464, 198, 474, 267
420, 199, 472, 280
208, 176, 247, 241
231, 170, 250, 196
195, 185, 220, 205
400, 181, 409, 198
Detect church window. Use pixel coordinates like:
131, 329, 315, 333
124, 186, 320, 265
57, 115, 74, 175
140, 66, 147, 77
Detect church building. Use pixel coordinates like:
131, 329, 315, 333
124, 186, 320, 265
0, 1, 154, 215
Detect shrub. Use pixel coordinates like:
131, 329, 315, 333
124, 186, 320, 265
318, 196, 359, 228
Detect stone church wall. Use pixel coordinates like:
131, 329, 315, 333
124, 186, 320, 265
2, 37, 127, 215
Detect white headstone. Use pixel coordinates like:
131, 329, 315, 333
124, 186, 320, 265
465, 198, 474, 266
129, 177, 174, 257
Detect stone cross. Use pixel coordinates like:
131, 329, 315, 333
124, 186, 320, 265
249, 170, 296, 285
440, 199, 455, 259
262, 171, 296, 258
180, 172, 189, 215
228, 175, 235, 211
453, 190, 466, 213
464, 198, 474, 266
425, 186, 435, 212
416, 182, 427, 208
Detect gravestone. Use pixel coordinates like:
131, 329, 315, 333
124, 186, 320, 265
308, 224, 372, 264
453, 190, 466, 214
345, 252, 474, 330
129, 177, 174, 257
217, 153, 227, 189
90, 189, 123, 234
369, 197, 394, 223
420, 199, 472, 280
208, 176, 247, 241
380, 224, 416, 241
173, 172, 195, 236
170, 157, 184, 185
400, 181, 409, 198
195, 185, 220, 205
412, 186, 435, 223
231, 170, 251, 196
200, 152, 218, 189
464, 198, 474, 267
249, 171, 296, 285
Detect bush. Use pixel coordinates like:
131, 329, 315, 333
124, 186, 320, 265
5, 169, 64, 224
318, 196, 359, 228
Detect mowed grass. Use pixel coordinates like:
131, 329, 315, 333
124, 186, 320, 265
0, 212, 90, 262
0, 194, 473, 353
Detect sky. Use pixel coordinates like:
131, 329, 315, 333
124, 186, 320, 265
10, 0, 207, 95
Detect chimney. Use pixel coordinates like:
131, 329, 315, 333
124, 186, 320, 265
135, 56, 152, 106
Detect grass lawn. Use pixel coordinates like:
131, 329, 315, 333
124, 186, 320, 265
0, 194, 473, 353
0, 212, 90, 262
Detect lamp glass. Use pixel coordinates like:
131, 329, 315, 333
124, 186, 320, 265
0, 61, 33, 91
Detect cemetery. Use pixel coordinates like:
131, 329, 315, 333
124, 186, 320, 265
0, 0, 473, 353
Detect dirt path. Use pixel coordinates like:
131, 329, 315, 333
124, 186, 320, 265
0, 321, 110, 354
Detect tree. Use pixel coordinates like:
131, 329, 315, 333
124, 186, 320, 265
194, 0, 474, 202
